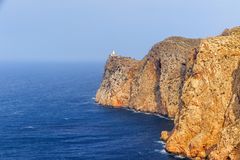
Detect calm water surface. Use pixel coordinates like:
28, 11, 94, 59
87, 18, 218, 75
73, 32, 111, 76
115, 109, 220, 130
0, 62, 183, 160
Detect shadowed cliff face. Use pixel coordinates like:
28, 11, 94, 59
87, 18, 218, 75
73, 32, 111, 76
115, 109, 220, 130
96, 26, 240, 159
96, 37, 201, 117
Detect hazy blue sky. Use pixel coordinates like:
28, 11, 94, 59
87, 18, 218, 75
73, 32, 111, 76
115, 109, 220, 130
0, 0, 239, 62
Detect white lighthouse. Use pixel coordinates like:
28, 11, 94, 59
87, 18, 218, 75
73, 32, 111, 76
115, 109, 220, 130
110, 50, 117, 56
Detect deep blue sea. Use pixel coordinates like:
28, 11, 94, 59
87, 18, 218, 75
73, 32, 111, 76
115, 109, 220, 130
0, 62, 183, 160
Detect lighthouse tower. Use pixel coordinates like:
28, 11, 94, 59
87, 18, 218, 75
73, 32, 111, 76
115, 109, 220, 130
110, 50, 117, 57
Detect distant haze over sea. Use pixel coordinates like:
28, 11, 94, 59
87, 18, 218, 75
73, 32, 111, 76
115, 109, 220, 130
0, 0, 239, 62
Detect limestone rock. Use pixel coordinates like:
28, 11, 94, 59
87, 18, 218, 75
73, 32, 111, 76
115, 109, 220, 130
161, 131, 170, 141
96, 37, 200, 117
164, 26, 240, 159
96, 26, 240, 159
96, 55, 140, 107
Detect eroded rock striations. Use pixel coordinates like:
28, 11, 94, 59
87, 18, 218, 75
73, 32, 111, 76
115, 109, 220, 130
163, 27, 240, 160
96, 37, 201, 117
96, 26, 240, 159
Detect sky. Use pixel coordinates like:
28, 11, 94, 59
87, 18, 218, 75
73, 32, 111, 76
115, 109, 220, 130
0, 0, 239, 62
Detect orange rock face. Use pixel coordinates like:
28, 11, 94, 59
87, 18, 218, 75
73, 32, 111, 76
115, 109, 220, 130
95, 56, 140, 108
96, 37, 200, 118
96, 26, 240, 159
164, 27, 240, 159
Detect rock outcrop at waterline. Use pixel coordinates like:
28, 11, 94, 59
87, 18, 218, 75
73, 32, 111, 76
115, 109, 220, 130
96, 37, 201, 118
96, 26, 240, 159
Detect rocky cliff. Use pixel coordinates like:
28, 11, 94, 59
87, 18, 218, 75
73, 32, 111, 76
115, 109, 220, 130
163, 27, 240, 159
96, 37, 201, 117
96, 26, 240, 159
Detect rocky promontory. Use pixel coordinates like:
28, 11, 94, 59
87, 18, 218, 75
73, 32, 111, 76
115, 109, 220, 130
96, 26, 240, 159
96, 37, 201, 118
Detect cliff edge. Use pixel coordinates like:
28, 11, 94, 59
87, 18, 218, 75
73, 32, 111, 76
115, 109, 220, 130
96, 26, 240, 159
96, 37, 201, 118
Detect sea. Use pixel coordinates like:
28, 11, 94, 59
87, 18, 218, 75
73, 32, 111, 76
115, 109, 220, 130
0, 62, 185, 160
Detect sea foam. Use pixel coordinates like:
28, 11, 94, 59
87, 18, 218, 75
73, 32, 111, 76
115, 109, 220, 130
154, 149, 167, 155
